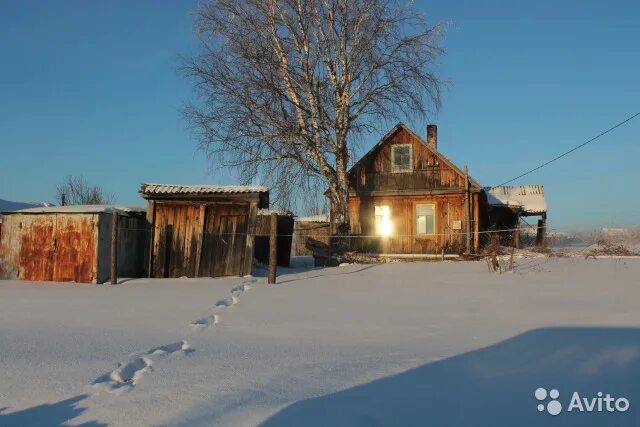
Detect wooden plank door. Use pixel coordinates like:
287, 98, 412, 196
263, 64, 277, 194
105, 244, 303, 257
199, 205, 248, 277
153, 204, 202, 278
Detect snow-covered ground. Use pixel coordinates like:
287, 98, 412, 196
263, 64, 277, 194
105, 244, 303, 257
1, 257, 640, 426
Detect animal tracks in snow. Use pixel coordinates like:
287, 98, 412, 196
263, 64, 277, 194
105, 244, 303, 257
190, 279, 256, 329
92, 341, 192, 393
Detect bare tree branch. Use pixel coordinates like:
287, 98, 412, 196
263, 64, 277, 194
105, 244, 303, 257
55, 176, 114, 206
183, 0, 444, 226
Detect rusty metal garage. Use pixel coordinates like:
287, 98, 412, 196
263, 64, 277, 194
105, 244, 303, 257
0, 205, 149, 284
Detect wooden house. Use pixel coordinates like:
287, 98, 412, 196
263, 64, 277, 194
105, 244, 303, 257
140, 183, 269, 278
0, 205, 149, 283
345, 123, 485, 255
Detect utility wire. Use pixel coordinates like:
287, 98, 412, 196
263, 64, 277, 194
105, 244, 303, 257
495, 111, 640, 187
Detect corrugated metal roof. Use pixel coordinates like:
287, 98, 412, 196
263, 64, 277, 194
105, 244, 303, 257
485, 185, 547, 214
140, 183, 269, 197
4, 205, 146, 215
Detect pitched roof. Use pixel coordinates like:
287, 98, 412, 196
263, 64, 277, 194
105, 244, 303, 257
485, 185, 547, 215
349, 123, 482, 190
140, 183, 269, 197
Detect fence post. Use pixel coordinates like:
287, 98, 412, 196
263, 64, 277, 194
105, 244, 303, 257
514, 212, 521, 249
110, 211, 118, 285
464, 166, 471, 255
268, 212, 278, 284
536, 219, 544, 246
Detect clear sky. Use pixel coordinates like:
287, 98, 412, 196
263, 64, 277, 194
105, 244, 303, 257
1, 0, 638, 230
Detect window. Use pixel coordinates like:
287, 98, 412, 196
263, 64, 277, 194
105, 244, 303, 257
374, 205, 392, 236
416, 204, 435, 235
391, 144, 412, 173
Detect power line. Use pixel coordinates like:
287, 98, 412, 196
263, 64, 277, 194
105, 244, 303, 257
495, 111, 640, 187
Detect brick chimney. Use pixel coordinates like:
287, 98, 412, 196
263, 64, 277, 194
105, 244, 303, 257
426, 124, 437, 151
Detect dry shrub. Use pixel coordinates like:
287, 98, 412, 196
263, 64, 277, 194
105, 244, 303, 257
585, 243, 638, 258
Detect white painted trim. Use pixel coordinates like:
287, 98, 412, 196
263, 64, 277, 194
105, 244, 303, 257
415, 203, 436, 236
390, 144, 413, 173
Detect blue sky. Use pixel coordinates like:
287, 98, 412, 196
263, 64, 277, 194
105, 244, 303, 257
1, 0, 638, 230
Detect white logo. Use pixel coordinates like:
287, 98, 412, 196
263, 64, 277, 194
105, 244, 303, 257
535, 387, 562, 415
535, 387, 630, 415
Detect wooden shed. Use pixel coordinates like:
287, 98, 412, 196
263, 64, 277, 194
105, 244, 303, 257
485, 185, 548, 246
293, 214, 331, 256
254, 210, 294, 267
0, 205, 149, 284
140, 183, 269, 278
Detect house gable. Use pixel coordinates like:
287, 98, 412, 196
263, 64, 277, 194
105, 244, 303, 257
348, 123, 482, 194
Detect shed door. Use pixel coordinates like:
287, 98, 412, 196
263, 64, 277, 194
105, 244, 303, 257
53, 215, 96, 283
18, 215, 96, 283
154, 204, 202, 278
19, 216, 56, 281
199, 205, 248, 277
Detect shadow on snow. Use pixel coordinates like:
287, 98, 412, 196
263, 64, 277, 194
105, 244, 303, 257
261, 327, 640, 427
0, 394, 105, 427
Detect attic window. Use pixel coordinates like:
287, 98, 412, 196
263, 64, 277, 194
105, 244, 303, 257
391, 144, 412, 173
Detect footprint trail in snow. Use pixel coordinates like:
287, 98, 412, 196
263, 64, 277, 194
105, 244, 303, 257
92, 341, 192, 393
190, 278, 256, 329
92, 277, 257, 394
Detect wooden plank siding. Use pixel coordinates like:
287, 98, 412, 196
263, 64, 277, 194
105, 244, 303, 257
292, 221, 331, 256
350, 126, 470, 193
150, 200, 256, 278
153, 203, 204, 278
346, 124, 484, 254
348, 194, 474, 254
199, 204, 249, 277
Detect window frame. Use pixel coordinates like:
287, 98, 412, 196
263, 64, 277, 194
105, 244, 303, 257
391, 144, 413, 173
415, 203, 436, 236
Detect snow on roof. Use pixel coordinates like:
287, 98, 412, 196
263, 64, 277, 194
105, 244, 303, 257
0, 199, 53, 212
258, 209, 293, 217
6, 205, 146, 215
140, 183, 269, 197
296, 213, 330, 223
485, 185, 547, 214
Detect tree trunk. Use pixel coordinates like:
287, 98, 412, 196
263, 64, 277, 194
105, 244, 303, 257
330, 144, 351, 254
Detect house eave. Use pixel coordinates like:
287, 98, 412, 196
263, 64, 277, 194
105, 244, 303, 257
349, 188, 483, 198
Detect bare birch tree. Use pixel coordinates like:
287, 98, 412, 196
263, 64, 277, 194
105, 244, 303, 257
184, 0, 444, 235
